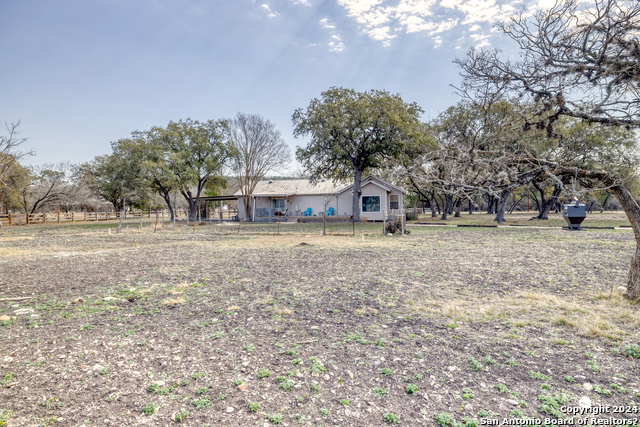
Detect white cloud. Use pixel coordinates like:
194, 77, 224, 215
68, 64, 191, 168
320, 18, 335, 29
260, 3, 279, 18
470, 32, 491, 47
433, 35, 443, 47
335, 0, 525, 47
319, 17, 346, 52
329, 34, 346, 52
290, 0, 311, 5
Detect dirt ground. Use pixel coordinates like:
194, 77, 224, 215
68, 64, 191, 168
0, 221, 639, 427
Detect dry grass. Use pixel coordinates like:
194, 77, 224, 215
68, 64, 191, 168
226, 305, 240, 311
410, 289, 636, 342
355, 307, 378, 315
162, 297, 185, 305
273, 307, 293, 316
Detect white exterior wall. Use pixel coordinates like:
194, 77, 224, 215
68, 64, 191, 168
358, 182, 386, 221
335, 184, 405, 221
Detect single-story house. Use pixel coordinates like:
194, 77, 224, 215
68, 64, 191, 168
235, 175, 406, 222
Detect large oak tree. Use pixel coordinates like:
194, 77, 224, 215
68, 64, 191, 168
455, 0, 640, 299
293, 87, 425, 221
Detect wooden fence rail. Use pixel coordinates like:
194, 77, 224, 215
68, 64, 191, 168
0, 208, 238, 227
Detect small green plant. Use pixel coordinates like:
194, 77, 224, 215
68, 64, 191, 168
374, 387, 388, 397
610, 384, 627, 394
484, 355, 494, 365
463, 417, 479, 427
309, 357, 326, 373
320, 408, 329, 417
435, 412, 456, 427
0, 408, 14, 425
376, 338, 385, 348
248, 402, 260, 412
0, 372, 16, 386
310, 382, 320, 392
42, 396, 61, 408
217, 394, 226, 401
174, 409, 189, 422
266, 412, 283, 424
528, 371, 552, 381
380, 367, 393, 376
292, 358, 302, 365
593, 385, 612, 396
257, 368, 271, 379
99, 367, 109, 376
495, 383, 509, 393
468, 357, 483, 371
563, 375, 575, 383
155, 387, 170, 395
506, 357, 517, 367
191, 396, 211, 410
623, 343, 640, 359
510, 409, 524, 418
192, 372, 204, 380
383, 412, 400, 424
462, 388, 474, 399
142, 401, 158, 415
196, 387, 209, 395
232, 379, 243, 386
415, 374, 424, 380
588, 360, 602, 373
340, 398, 350, 405
278, 380, 293, 391
538, 393, 570, 418
406, 384, 418, 394
541, 383, 551, 390
147, 383, 159, 392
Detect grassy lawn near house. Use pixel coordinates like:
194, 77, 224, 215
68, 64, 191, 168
0, 221, 638, 426
413, 211, 632, 229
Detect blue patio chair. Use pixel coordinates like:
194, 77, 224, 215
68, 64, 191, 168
326, 207, 335, 216
302, 208, 312, 216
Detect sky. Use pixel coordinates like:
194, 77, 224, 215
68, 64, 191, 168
0, 0, 553, 172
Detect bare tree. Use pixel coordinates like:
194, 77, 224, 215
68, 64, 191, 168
229, 113, 290, 221
455, 0, 640, 299
18, 163, 77, 216
1, 121, 34, 186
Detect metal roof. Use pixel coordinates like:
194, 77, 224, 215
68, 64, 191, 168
234, 179, 345, 196
234, 176, 405, 197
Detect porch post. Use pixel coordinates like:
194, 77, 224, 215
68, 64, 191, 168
252, 196, 256, 222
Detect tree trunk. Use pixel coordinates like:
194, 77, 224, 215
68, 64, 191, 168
468, 199, 473, 215
536, 185, 562, 219
351, 167, 363, 222
441, 195, 452, 220
610, 184, 640, 300
454, 198, 462, 217
494, 190, 511, 224
431, 192, 438, 217
486, 195, 495, 214
160, 190, 175, 221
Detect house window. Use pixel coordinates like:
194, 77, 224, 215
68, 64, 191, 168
272, 199, 285, 210
362, 196, 381, 213
390, 195, 399, 210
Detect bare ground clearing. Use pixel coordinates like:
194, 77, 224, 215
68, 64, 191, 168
0, 222, 639, 427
